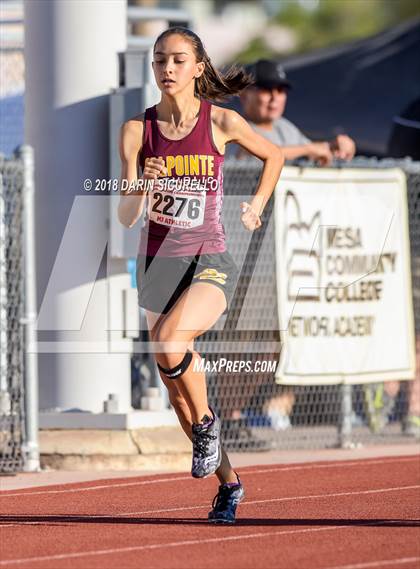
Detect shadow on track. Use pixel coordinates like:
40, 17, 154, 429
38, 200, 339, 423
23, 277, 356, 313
1, 516, 419, 527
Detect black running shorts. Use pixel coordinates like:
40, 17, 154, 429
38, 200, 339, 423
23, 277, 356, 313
136, 251, 239, 316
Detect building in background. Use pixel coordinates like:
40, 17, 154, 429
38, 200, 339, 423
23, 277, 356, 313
0, 0, 24, 155
280, 18, 420, 157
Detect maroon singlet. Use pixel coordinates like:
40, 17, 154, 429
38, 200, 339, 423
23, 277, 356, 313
138, 99, 226, 257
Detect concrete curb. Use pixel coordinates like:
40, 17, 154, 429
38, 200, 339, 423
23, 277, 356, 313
1, 443, 418, 491
38, 426, 192, 471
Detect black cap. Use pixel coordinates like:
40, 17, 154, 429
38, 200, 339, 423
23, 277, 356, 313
245, 59, 292, 90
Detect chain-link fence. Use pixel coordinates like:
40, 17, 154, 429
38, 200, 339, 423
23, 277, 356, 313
198, 158, 420, 451
2, 153, 418, 472
0, 151, 26, 473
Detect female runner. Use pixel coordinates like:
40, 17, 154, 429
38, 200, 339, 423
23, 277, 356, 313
118, 27, 284, 524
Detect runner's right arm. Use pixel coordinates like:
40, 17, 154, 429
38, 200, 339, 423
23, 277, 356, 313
117, 117, 167, 228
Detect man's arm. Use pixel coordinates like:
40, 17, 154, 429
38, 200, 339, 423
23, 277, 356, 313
272, 118, 337, 165
281, 137, 355, 164
282, 142, 333, 165
237, 117, 355, 165
237, 139, 334, 165
276, 117, 356, 162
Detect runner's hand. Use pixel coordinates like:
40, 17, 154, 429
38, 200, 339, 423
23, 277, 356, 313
143, 157, 168, 179
240, 202, 262, 231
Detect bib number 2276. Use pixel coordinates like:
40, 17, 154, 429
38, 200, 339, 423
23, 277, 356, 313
149, 189, 205, 228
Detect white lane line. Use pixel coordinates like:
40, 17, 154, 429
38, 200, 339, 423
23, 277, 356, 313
1, 484, 418, 525
323, 557, 420, 569
0, 525, 347, 565
0, 524, 43, 527
1, 456, 418, 498
120, 484, 420, 516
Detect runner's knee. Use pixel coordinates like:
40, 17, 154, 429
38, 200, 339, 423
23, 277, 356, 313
151, 319, 195, 378
154, 321, 192, 367
154, 319, 182, 344
157, 349, 193, 379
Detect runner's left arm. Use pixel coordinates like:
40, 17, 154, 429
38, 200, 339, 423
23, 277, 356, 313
220, 109, 284, 230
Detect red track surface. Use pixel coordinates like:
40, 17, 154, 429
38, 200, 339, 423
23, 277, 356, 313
0, 455, 419, 569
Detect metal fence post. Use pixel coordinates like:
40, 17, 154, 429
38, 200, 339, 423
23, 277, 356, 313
339, 383, 353, 448
18, 145, 40, 472
0, 172, 11, 416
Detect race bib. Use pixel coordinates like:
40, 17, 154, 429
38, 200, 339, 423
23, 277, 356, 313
148, 187, 206, 229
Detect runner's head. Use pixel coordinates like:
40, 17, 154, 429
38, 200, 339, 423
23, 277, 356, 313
240, 60, 291, 124
153, 27, 253, 101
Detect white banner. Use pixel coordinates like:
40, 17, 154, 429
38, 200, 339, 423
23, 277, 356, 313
274, 166, 416, 385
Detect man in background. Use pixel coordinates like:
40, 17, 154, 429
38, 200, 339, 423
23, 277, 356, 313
237, 60, 420, 438
236, 59, 356, 165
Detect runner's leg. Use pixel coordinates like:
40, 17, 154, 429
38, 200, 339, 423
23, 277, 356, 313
153, 281, 226, 423
146, 305, 238, 484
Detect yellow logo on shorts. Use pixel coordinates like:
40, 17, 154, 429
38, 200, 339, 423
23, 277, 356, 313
194, 268, 227, 285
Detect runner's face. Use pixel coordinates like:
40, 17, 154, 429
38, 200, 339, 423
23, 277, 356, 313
242, 86, 287, 123
153, 35, 204, 96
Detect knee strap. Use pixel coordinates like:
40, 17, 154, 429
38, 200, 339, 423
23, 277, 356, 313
157, 349, 193, 379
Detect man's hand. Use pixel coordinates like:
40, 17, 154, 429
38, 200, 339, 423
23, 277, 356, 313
240, 202, 262, 231
330, 134, 356, 161
307, 142, 333, 166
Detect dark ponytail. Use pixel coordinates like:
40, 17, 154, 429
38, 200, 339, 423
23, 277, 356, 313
154, 27, 253, 101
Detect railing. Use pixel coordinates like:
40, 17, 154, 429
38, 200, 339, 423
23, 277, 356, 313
127, 5, 192, 50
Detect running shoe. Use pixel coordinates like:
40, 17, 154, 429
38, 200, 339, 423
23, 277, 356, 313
191, 408, 222, 478
208, 473, 245, 524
